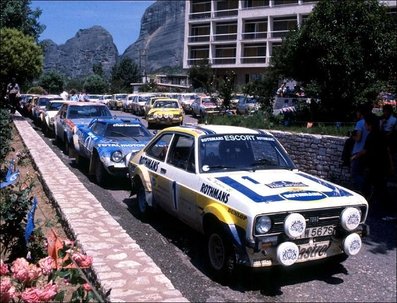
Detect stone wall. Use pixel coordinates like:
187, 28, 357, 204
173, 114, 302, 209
268, 130, 351, 186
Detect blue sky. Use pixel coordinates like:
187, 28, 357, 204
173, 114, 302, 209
31, 0, 155, 54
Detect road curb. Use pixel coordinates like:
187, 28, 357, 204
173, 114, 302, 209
12, 113, 188, 302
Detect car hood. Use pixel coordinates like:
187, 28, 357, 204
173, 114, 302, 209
97, 137, 151, 153
199, 169, 367, 214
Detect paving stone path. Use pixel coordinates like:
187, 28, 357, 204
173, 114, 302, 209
13, 114, 188, 302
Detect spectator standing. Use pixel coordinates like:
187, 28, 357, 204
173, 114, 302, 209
350, 104, 371, 194
354, 113, 393, 208
69, 90, 78, 101
380, 104, 397, 148
6, 77, 20, 114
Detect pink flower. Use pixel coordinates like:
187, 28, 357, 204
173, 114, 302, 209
0, 259, 9, 275
21, 287, 40, 303
71, 252, 93, 268
38, 283, 58, 302
38, 257, 54, 275
82, 282, 92, 292
11, 258, 30, 283
20, 283, 58, 303
0, 277, 15, 302
11, 258, 41, 283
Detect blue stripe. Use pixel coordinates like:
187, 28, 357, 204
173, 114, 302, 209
217, 176, 284, 203
296, 172, 353, 197
228, 224, 242, 247
242, 176, 259, 184
172, 181, 178, 210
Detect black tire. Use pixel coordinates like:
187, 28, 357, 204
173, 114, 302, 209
136, 184, 151, 217
64, 138, 70, 156
207, 227, 236, 277
94, 156, 109, 186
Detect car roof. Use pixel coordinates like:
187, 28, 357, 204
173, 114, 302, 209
160, 124, 272, 138
65, 101, 107, 106
91, 116, 142, 125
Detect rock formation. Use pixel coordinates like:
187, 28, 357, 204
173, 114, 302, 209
41, 26, 118, 79
41, 1, 186, 79
121, 1, 185, 74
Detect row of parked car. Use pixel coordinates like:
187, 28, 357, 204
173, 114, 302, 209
18, 93, 369, 279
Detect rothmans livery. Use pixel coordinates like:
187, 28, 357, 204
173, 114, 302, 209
128, 125, 369, 275
73, 117, 153, 185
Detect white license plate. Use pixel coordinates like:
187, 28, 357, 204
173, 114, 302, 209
298, 225, 335, 239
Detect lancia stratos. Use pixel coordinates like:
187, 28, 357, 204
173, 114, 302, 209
73, 117, 153, 185
127, 124, 369, 276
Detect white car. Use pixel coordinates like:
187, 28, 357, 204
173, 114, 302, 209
41, 100, 68, 137
128, 125, 369, 277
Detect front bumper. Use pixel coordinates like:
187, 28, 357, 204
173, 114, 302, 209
239, 223, 369, 268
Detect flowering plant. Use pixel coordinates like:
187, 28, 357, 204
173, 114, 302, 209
0, 239, 97, 303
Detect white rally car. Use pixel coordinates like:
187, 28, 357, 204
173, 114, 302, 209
128, 124, 368, 276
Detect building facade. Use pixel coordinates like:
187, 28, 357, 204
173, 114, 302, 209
183, 0, 396, 86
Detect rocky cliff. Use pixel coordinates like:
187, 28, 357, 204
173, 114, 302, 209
121, 1, 186, 74
41, 26, 118, 79
41, 1, 186, 79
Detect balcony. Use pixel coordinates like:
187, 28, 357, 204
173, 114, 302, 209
213, 33, 237, 41
188, 35, 211, 43
242, 31, 267, 40
214, 8, 238, 18
212, 57, 236, 64
241, 56, 267, 64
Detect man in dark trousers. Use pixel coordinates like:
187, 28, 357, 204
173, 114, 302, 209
6, 77, 20, 114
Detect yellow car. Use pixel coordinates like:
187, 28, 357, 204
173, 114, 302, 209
146, 99, 184, 128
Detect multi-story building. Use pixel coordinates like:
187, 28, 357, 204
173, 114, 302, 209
183, 0, 396, 86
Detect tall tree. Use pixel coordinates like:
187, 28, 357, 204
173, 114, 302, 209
187, 59, 214, 94
84, 74, 109, 94
38, 70, 65, 94
111, 58, 140, 93
0, 28, 43, 94
271, 0, 397, 121
0, 0, 45, 41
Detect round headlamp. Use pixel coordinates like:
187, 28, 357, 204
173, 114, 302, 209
255, 216, 272, 234
111, 151, 123, 163
284, 213, 306, 239
341, 207, 361, 231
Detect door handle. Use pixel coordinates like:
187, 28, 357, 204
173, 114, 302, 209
160, 168, 166, 174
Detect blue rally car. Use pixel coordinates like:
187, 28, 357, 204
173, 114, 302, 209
73, 117, 153, 185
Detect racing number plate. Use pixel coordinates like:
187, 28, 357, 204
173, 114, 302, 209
298, 225, 335, 239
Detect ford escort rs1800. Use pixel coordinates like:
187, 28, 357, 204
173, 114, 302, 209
127, 125, 368, 276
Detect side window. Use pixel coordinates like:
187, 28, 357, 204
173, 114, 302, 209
167, 134, 195, 172
146, 133, 173, 162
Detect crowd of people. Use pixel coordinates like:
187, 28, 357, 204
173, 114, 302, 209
349, 103, 397, 214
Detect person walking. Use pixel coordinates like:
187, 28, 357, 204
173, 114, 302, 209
6, 77, 20, 114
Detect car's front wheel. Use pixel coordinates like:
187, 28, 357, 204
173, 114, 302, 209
207, 227, 236, 277
94, 156, 108, 186
136, 184, 151, 217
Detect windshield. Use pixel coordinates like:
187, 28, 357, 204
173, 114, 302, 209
104, 124, 152, 138
47, 102, 64, 110
199, 134, 295, 173
115, 94, 128, 100
67, 105, 111, 119
153, 101, 179, 108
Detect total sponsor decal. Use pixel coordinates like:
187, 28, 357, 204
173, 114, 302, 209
140, 156, 159, 172
266, 181, 307, 189
281, 191, 327, 201
98, 143, 145, 148
200, 183, 230, 203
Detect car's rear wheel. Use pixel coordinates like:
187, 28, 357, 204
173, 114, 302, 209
207, 227, 236, 277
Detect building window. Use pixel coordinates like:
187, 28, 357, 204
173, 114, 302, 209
273, 0, 298, 6
243, 19, 267, 39
214, 45, 236, 64
242, 44, 266, 63
272, 16, 297, 38
189, 46, 209, 65
243, 0, 269, 9
189, 24, 210, 42
190, 0, 211, 19
215, 0, 238, 17
215, 22, 237, 41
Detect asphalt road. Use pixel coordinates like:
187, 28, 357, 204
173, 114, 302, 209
27, 110, 396, 302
